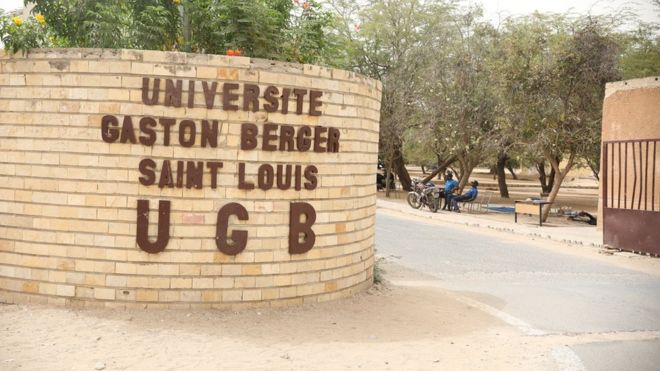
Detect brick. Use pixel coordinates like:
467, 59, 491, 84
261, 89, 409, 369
242, 289, 261, 301
136, 290, 158, 301
94, 287, 115, 300
192, 278, 213, 289
222, 290, 241, 302
106, 275, 127, 287
213, 277, 234, 289
171, 278, 192, 289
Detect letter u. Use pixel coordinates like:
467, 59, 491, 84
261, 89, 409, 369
142, 77, 160, 105
136, 199, 171, 253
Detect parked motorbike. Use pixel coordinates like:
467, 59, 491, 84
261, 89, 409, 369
407, 178, 440, 212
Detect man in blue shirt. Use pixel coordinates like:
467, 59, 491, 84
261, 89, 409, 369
442, 172, 459, 210
451, 180, 479, 212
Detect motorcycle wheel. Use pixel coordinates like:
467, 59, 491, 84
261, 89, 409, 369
428, 198, 439, 213
407, 192, 422, 209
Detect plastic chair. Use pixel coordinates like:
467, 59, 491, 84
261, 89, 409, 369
467, 191, 492, 213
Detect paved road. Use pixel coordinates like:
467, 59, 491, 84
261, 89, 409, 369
375, 212, 660, 371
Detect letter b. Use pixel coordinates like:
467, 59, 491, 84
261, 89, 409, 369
289, 202, 316, 254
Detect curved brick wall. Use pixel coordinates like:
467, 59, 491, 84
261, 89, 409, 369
0, 48, 381, 308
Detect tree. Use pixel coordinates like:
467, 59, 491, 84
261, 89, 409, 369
403, 130, 437, 174
332, 0, 451, 193
500, 15, 621, 221
619, 16, 660, 79
425, 7, 501, 188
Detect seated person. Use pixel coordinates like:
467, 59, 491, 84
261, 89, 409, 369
441, 172, 459, 210
450, 180, 479, 212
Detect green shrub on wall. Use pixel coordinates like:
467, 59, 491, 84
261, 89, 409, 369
0, 10, 53, 54
1, 0, 336, 65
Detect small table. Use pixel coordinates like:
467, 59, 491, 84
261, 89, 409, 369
514, 200, 552, 226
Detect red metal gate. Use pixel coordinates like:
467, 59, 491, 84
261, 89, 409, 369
602, 139, 660, 255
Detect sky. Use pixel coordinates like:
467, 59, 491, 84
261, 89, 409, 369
1, 0, 658, 26
1, 0, 23, 13
479, 0, 659, 26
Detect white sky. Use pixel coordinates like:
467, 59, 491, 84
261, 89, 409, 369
479, 0, 659, 26
1, 0, 24, 13
1, 0, 658, 25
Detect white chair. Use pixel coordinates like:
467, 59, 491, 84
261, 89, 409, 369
467, 191, 493, 213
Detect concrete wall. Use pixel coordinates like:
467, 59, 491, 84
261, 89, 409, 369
0, 48, 381, 308
598, 77, 660, 239
602, 77, 660, 142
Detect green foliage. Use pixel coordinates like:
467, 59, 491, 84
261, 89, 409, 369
132, 1, 180, 50
185, 0, 334, 63
283, 1, 335, 64
496, 14, 622, 218
0, 11, 52, 54
402, 130, 436, 168
25, 0, 179, 50
619, 23, 660, 79
342, 0, 443, 166
498, 14, 621, 163
185, 0, 283, 57
81, 1, 129, 48
3, 0, 336, 65
425, 8, 502, 184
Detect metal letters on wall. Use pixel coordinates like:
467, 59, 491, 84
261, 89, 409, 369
100, 77, 341, 255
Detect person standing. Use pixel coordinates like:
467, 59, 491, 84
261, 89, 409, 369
442, 172, 459, 210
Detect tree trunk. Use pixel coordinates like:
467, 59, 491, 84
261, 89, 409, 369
588, 162, 600, 181
541, 153, 575, 222
421, 156, 456, 184
541, 171, 568, 222
506, 163, 518, 180
536, 161, 556, 196
392, 151, 412, 191
180, 5, 192, 52
458, 169, 473, 188
451, 166, 462, 184
496, 153, 509, 198
384, 166, 392, 198
421, 165, 426, 174
457, 161, 473, 189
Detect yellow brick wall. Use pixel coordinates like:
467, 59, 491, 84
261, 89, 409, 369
0, 48, 381, 309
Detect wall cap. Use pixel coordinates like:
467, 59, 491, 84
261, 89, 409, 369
605, 76, 660, 98
1, 47, 381, 89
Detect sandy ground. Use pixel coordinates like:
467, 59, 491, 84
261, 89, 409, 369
1, 262, 552, 371
3, 251, 657, 370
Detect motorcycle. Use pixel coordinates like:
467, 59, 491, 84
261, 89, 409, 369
407, 178, 440, 212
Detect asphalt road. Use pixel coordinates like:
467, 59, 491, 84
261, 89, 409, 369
375, 212, 660, 371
